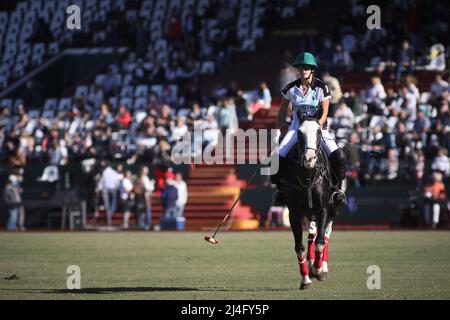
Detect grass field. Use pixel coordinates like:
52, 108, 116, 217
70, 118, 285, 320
0, 231, 450, 300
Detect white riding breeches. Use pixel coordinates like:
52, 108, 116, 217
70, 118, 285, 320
278, 128, 338, 158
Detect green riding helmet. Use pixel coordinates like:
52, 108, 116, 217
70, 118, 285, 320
291, 52, 318, 69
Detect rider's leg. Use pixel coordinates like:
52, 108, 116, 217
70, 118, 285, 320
321, 129, 347, 206
270, 129, 297, 206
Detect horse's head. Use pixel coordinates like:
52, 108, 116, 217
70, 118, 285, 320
297, 118, 322, 169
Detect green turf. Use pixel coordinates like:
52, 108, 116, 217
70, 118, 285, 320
0, 231, 449, 300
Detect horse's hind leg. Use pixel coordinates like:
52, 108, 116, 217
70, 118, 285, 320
290, 211, 312, 289
323, 206, 338, 275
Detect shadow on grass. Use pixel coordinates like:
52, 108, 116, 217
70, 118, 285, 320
1, 286, 297, 294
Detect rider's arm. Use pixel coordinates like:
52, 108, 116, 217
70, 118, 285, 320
319, 98, 329, 127
276, 96, 291, 132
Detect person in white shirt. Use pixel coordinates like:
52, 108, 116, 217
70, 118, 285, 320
170, 116, 188, 143
135, 166, 155, 231
98, 163, 123, 226
202, 114, 219, 148
120, 170, 134, 229
366, 77, 386, 115
333, 101, 355, 129
398, 86, 417, 121
174, 172, 188, 218
430, 74, 449, 101
431, 148, 450, 177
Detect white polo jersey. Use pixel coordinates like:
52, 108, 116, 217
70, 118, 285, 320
281, 78, 331, 129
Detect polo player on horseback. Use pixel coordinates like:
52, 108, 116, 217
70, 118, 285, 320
271, 52, 347, 207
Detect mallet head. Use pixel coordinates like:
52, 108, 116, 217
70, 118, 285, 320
204, 236, 219, 244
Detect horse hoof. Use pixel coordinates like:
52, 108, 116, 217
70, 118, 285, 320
300, 282, 311, 290
317, 272, 327, 281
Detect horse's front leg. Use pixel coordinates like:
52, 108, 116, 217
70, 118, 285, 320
289, 209, 312, 290
312, 207, 329, 279
322, 220, 333, 278
305, 218, 316, 270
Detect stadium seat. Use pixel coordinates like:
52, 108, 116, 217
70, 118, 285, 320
108, 97, 118, 110
119, 97, 133, 109
75, 86, 89, 98
135, 85, 149, 98
200, 61, 215, 74
58, 98, 72, 112
120, 85, 134, 98
95, 74, 106, 85
122, 74, 133, 85
150, 84, 164, 97
28, 110, 41, 120
42, 110, 55, 120
134, 97, 148, 111
177, 108, 191, 118
44, 98, 58, 111
0, 99, 13, 110
241, 38, 255, 51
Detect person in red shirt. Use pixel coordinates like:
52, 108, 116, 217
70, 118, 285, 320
115, 104, 131, 129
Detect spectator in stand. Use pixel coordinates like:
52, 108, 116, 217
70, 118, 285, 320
202, 113, 220, 149
174, 172, 188, 218
366, 77, 387, 115
95, 103, 114, 127
430, 74, 449, 104
3, 173, 24, 231
137, 166, 155, 231
404, 75, 420, 101
385, 87, 401, 116
97, 162, 123, 226
279, 63, 298, 92
161, 174, 178, 219
153, 138, 173, 191
87, 84, 104, 110
414, 150, 425, 190
333, 101, 355, 130
166, 8, 182, 43
398, 85, 418, 121
170, 116, 188, 145
101, 68, 118, 98
414, 110, 431, 141
234, 90, 251, 121
120, 170, 134, 229
395, 40, 415, 84
322, 72, 343, 116
182, 6, 201, 36
115, 104, 132, 129
431, 148, 450, 177
49, 139, 69, 166
332, 44, 353, 76
365, 125, 385, 180
343, 132, 361, 188
423, 171, 447, 228
249, 82, 272, 116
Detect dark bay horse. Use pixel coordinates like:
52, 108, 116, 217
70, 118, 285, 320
283, 118, 338, 289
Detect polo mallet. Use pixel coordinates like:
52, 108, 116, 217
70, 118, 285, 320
204, 151, 275, 244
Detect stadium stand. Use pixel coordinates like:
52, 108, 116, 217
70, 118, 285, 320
1, 0, 449, 230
